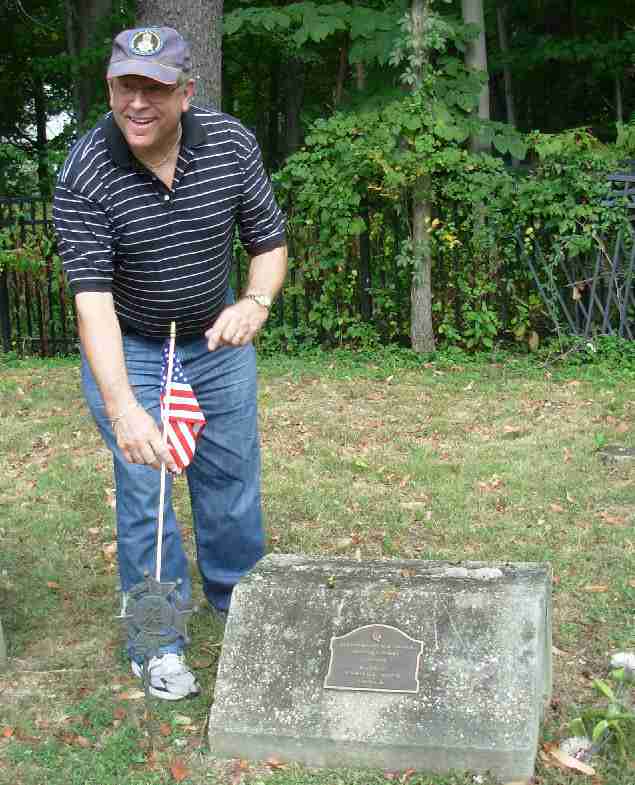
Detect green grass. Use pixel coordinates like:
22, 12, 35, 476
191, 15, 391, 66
0, 347, 633, 784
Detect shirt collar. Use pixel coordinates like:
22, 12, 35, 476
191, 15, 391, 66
104, 108, 207, 169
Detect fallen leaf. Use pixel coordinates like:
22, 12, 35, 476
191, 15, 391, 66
191, 658, 213, 669
563, 448, 573, 463
598, 512, 626, 526
46, 581, 61, 590
75, 735, 91, 748
105, 487, 116, 509
384, 773, 399, 782
549, 748, 596, 775
477, 476, 503, 493
549, 503, 565, 513
169, 757, 190, 782
112, 706, 127, 720
1, 727, 14, 738
402, 769, 417, 782
583, 584, 609, 593
266, 756, 286, 770
118, 689, 145, 701
231, 759, 250, 785
615, 421, 629, 434
159, 723, 172, 737
334, 536, 353, 551
629, 579, 635, 589
102, 542, 117, 561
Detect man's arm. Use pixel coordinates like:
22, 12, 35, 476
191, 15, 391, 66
205, 244, 288, 351
76, 292, 179, 473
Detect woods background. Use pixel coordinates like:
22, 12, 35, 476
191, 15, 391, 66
1, 0, 635, 354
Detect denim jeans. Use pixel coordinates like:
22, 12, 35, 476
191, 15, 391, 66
81, 332, 264, 656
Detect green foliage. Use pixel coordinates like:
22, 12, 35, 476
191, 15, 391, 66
271, 101, 633, 351
569, 667, 635, 762
224, 2, 398, 62
0, 219, 73, 352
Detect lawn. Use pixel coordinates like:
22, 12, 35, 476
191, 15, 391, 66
0, 346, 633, 785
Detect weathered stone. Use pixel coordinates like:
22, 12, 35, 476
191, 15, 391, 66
0, 617, 6, 670
208, 555, 552, 782
598, 445, 635, 464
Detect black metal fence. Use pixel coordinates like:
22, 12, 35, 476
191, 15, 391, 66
523, 172, 635, 340
1, 186, 633, 357
0, 197, 79, 355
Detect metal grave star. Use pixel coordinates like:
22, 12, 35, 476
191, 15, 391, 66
118, 573, 194, 664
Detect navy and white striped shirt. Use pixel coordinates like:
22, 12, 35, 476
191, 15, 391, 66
53, 106, 286, 338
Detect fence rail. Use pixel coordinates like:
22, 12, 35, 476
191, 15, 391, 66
1, 188, 633, 357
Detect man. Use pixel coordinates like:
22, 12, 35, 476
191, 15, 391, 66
54, 27, 287, 700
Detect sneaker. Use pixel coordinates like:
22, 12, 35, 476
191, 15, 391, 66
131, 653, 201, 701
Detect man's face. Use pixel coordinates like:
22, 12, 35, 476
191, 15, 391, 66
108, 75, 194, 155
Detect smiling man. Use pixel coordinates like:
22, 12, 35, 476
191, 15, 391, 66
53, 27, 287, 700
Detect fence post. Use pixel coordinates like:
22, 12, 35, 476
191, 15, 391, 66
0, 267, 10, 352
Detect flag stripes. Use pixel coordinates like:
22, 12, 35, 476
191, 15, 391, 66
160, 346, 206, 470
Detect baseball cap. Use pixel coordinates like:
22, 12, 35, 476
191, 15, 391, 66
107, 27, 191, 84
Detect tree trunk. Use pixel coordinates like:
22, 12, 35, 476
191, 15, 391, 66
496, 3, 518, 165
135, 0, 223, 109
410, 0, 435, 353
355, 63, 366, 92
64, 0, 82, 123
65, 0, 113, 126
462, 0, 490, 152
34, 75, 50, 198
334, 41, 348, 107
496, 4, 515, 127
614, 23, 623, 125
267, 59, 281, 169
282, 58, 305, 159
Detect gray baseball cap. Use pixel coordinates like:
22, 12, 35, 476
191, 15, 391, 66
107, 27, 191, 84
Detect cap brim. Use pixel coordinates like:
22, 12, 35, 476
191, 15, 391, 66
107, 59, 181, 84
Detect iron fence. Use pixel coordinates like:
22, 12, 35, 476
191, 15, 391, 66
1, 184, 633, 357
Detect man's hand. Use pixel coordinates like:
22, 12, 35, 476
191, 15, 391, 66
205, 298, 269, 352
114, 404, 180, 474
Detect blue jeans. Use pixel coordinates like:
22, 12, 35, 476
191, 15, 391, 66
81, 333, 264, 655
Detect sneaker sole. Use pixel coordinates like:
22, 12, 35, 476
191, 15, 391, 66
146, 684, 201, 701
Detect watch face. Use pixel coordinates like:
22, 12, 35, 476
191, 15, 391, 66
250, 294, 271, 308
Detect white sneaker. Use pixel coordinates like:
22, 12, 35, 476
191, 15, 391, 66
131, 653, 201, 700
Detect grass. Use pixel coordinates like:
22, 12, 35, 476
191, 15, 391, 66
0, 346, 633, 785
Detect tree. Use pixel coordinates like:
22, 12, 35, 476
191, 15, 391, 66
136, 0, 223, 109
462, 0, 490, 152
65, 0, 117, 127
409, 0, 434, 353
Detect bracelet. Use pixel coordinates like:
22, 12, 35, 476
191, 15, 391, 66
110, 400, 141, 429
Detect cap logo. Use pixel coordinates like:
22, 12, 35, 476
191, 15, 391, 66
129, 29, 163, 56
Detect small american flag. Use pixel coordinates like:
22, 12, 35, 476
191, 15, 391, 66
160, 341, 206, 470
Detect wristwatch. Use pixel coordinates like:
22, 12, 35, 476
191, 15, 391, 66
243, 293, 272, 310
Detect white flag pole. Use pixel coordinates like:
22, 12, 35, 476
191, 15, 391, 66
156, 320, 176, 582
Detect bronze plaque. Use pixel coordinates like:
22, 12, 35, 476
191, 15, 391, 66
324, 624, 423, 694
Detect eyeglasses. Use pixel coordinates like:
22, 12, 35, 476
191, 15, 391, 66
114, 80, 180, 102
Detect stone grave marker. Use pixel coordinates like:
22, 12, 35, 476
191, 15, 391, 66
0, 617, 6, 670
208, 555, 552, 782
597, 445, 635, 465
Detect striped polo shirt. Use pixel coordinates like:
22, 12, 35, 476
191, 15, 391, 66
53, 105, 286, 338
